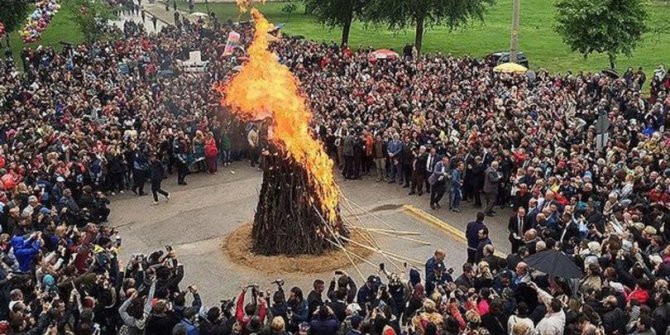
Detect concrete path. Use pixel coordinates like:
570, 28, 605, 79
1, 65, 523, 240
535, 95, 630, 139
109, 161, 513, 307
111, 7, 168, 33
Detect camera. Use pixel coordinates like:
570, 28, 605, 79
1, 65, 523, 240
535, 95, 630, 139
271, 279, 284, 287
219, 297, 236, 317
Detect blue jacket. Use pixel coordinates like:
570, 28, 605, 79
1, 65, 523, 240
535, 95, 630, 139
134, 152, 149, 171
12, 236, 41, 272
310, 317, 339, 335
425, 256, 446, 294
451, 169, 462, 190
386, 140, 403, 157
290, 300, 309, 327
356, 285, 376, 313
179, 319, 198, 335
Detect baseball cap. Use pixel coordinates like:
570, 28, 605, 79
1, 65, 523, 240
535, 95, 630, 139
56, 176, 65, 182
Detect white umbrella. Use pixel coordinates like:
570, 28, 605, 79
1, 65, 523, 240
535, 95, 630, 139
189, 12, 209, 18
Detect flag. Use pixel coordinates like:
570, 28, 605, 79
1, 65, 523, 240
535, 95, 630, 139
222, 31, 241, 57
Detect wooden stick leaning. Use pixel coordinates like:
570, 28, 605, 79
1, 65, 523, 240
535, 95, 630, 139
312, 204, 365, 282
325, 238, 377, 268
341, 201, 403, 271
365, 230, 431, 246
348, 226, 421, 236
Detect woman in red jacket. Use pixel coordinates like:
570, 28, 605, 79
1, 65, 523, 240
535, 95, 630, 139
204, 132, 219, 174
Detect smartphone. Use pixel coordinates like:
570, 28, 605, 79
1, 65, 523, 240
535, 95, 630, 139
334, 270, 344, 275
379, 263, 385, 272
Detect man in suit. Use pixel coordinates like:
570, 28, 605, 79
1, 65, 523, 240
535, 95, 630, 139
450, 162, 464, 212
334, 121, 347, 169
508, 207, 530, 253
468, 156, 485, 208
342, 130, 356, 179
410, 145, 428, 196
483, 160, 502, 216
428, 155, 450, 210
425, 249, 447, 295
424, 147, 438, 193
386, 133, 403, 184
465, 212, 487, 264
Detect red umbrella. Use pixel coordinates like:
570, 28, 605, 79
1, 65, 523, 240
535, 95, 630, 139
368, 49, 399, 62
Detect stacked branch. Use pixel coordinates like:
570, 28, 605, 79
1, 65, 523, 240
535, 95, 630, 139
253, 145, 347, 256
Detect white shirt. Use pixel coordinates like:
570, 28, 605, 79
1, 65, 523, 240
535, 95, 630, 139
426, 155, 435, 172
534, 310, 565, 335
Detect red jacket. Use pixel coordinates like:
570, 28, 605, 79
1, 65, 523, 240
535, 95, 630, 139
204, 138, 218, 158
235, 290, 267, 333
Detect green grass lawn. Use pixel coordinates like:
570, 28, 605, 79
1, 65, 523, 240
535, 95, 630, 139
183, 0, 670, 73
4, 0, 669, 75
6, 3, 84, 61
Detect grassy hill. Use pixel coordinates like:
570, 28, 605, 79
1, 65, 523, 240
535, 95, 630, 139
184, 0, 670, 73
4, 0, 669, 74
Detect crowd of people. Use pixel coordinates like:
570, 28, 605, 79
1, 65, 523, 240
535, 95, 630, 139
1, 0, 670, 334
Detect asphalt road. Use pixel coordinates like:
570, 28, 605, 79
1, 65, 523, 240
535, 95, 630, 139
109, 163, 513, 306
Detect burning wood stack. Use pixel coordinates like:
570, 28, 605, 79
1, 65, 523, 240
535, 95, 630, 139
253, 146, 346, 255
217, 4, 346, 255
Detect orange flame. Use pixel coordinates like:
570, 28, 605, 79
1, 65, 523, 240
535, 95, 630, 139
216, 8, 340, 224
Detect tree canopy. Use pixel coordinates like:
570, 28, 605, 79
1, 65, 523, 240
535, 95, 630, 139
65, 0, 116, 42
303, 0, 369, 45
0, 0, 30, 34
364, 0, 495, 53
554, 0, 648, 70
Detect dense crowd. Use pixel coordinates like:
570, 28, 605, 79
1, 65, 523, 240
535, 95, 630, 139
1, 1, 670, 334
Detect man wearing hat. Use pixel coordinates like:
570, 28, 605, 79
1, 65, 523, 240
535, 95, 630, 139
356, 276, 379, 315
50, 176, 65, 205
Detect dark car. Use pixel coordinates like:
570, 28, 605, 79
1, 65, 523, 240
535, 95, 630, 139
486, 51, 529, 68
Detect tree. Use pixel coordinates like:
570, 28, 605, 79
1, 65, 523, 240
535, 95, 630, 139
65, 0, 116, 43
364, 0, 495, 54
303, 0, 369, 46
0, 0, 30, 46
281, 2, 297, 21
554, 0, 648, 70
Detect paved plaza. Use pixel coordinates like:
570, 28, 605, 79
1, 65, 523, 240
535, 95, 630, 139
110, 163, 512, 306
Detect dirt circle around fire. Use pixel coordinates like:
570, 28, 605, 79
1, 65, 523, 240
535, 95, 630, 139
223, 223, 374, 274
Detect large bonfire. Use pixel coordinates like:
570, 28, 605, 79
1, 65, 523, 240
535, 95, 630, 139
216, 2, 346, 255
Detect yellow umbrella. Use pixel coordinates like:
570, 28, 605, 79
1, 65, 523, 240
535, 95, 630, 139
493, 62, 528, 73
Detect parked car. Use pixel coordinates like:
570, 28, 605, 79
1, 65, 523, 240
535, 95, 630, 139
486, 51, 529, 68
